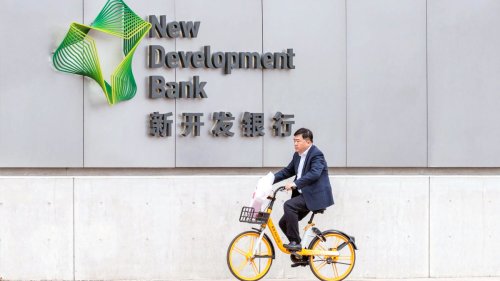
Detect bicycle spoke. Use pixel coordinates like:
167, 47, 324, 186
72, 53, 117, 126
334, 261, 352, 266
334, 237, 342, 249
330, 237, 336, 249
233, 246, 247, 257
256, 243, 266, 255
316, 260, 327, 271
332, 262, 339, 277
316, 243, 328, 259
236, 259, 248, 273
249, 236, 255, 252
250, 260, 259, 275
258, 255, 261, 272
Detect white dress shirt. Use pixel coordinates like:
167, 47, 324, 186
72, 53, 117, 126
295, 145, 312, 193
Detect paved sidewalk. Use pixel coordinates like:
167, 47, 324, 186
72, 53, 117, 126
218, 277, 500, 281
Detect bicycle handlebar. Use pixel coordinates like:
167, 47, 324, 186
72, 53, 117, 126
274, 186, 286, 195
263, 186, 286, 210
267, 186, 286, 200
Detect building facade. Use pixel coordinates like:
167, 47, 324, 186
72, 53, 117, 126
1, 0, 499, 279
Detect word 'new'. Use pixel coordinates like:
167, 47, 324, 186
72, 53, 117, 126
148, 15, 200, 38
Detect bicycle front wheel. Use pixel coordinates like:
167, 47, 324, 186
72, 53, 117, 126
309, 231, 356, 281
227, 230, 273, 281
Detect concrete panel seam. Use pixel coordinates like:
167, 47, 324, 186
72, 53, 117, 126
14, 174, 500, 180
82, 0, 85, 168
426, 0, 429, 168
428, 175, 431, 277
174, 0, 177, 168
73, 177, 76, 281
345, 0, 348, 167
261, 0, 264, 168
0, 175, 437, 179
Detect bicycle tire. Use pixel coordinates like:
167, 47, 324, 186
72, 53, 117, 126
227, 230, 273, 281
308, 230, 356, 281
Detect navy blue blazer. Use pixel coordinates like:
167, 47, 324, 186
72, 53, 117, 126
273, 145, 334, 211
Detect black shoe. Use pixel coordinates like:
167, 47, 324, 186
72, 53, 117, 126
283, 241, 302, 251
290, 254, 309, 267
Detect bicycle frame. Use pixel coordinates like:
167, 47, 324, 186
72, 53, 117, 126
260, 217, 340, 257
252, 187, 340, 258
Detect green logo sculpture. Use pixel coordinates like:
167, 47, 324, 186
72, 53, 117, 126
53, 0, 151, 105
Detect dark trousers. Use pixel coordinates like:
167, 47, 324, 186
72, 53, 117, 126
279, 194, 310, 243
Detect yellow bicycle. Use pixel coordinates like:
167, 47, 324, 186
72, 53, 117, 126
227, 186, 357, 281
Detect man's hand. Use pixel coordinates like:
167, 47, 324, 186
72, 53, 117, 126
285, 182, 296, 191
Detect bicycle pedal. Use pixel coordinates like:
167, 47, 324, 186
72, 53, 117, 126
291, 261, 308, 268
291, 252, 302, 259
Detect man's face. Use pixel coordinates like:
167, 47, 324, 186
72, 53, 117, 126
293, 135, 312, 154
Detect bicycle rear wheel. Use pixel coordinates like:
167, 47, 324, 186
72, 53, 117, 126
227, 231, 273, 281
309, 231, 356, 281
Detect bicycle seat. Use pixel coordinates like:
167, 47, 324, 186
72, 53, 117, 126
313, 209, 325, 214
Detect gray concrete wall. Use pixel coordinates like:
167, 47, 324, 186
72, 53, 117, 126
3, 0, 500, 168
1, 175, 499, 280
0, 0, 83, 167
427, 0, 500, 167
346, 0, 427, 167
262, 0, 346, 167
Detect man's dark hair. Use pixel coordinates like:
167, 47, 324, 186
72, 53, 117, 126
294, 128, 313, 142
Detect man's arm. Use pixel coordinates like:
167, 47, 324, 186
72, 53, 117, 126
294, 152, 326, 189
273, 157, 296, 184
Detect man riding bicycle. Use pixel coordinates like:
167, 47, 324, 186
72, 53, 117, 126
273, 128, 334, 252
227, 133, 355, 280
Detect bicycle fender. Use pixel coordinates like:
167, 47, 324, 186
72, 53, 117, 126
263, 233, 276, 259
325, 229, 358, 250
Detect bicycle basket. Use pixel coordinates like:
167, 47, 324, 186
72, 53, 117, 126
239, 207, 270, 224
